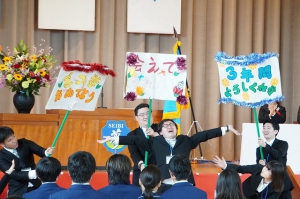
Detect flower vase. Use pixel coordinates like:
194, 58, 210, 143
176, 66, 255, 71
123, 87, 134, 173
13, 91, 35, 113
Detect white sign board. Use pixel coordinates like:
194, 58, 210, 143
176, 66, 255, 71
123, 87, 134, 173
46, 67, 107, 111
38, 0, 95, 31
124, 52, 187, 101
215, 52, 284, 108
127, 0, 181, 34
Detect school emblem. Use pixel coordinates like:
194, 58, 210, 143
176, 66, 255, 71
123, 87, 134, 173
101, 120, 130, 154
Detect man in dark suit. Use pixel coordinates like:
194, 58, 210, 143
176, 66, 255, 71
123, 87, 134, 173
23, 157, 65, 199
49, 151, 110, 199
256, 121, 288, 167
258, 102, 286, 123
98, 154, 141, 199
161, 154, 207, 199
0, 126, 55, 197
127, 103, 158, 186
98, 119, 240, 186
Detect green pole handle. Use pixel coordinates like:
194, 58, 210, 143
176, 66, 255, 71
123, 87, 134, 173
48, 110, 70, 157
144, 98, 153, 166
253, 108, 264, 160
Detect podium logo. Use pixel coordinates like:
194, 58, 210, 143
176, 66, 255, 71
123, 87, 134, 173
101, 120, 130, 154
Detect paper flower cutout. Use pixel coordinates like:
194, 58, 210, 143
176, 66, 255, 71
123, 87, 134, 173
175, 57, 187, 71
126, 52, 138, 66
124, 92, 137, 101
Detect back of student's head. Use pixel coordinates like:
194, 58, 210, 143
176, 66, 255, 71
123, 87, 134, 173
106, 154, 131, 185
134, 103, 149, 116
36, 157, 61, 182
168, 154, 191, 181
215, 168, 244, 199
0, 126, 14, 143
267, 160, 284, 192
139, 165, 161, 199
68, 151, 96, 183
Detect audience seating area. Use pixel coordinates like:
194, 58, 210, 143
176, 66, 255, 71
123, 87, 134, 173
1, 165, 299, 199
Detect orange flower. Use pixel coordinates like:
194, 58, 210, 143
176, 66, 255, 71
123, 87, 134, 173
136, 86, 144, 96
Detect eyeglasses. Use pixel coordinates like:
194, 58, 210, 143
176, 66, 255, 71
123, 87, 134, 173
162, 123, 175, 128
137, 112, 149, 117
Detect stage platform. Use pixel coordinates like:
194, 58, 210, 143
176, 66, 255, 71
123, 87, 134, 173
1, 164, 299, 199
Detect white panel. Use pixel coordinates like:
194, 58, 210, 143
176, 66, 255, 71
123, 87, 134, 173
127, 0, 181, 34
38, 0, 95, 31
240, 123, 300, 174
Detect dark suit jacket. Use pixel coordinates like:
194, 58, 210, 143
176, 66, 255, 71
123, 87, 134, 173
120, 127, 223, 185
258, 104, 286, 123
0, 138, 46, 196
256, 138, 288, 167
49, 184, 110, 199
0, 173, 10, 194
127, 123, 158, 186
161, 182, 207, 199
23, 183, 65, 199
98, 183, 141, 199
227, 164, 294, 199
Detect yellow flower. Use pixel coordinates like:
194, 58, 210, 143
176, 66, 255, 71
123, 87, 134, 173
22, 81, 31, 88
21, 62, 28, 69
218, 63, 225, 68
14, 74, 23, 81
270, 78, 279, 86
6, 74, 13, 81
248, 64, 257, 70
0, 64, 7, 71
40, 70, 46, 77
3, 56, 12, 63
30, 54, 38, 62
136, 86, 144, 96
128, 67, 136, 77
242, 92, 250, 101
221, 78, 230, 87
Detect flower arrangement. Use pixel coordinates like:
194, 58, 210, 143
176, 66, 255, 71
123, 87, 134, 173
0, 39, 56, 96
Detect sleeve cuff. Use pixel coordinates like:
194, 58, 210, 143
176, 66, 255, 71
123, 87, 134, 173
28, 170, 37, 179
221, 127, 227, 136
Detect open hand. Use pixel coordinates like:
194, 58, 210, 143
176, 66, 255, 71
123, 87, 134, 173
212, 156, 227, 169
97, 136, 114, 144
228, 125, 241, 135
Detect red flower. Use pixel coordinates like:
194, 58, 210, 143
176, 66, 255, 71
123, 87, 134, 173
35, 77, 41, 82
13, 63, 21, 68
276, 111, 281, 116
44, 74, 50, 80
29, 71, 35, 77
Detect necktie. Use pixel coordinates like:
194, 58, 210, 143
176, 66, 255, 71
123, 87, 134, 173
13, 149, 19, 158
13, 149, 25, 168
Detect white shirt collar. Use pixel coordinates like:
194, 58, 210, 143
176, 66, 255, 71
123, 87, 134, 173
3, 147, 15, 154
266, 138, 276, 146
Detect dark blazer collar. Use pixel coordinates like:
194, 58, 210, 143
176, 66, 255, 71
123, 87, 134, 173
173, 181, 192, 187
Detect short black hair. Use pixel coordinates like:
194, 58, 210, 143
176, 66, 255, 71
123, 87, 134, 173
134, 103, 149, 116
68, 151, 96, 183
106, 154, 131, 185
168, 154, 191, 181
263, 120, 280, 133
0, 126, 14, 143
157, 119, 178, 133
36, 157, 61, 182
